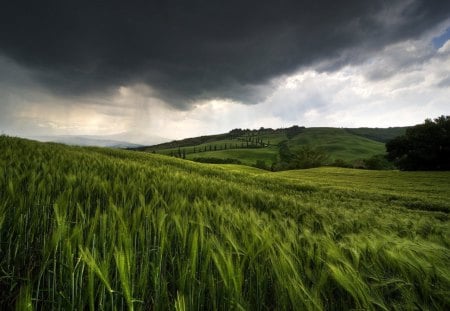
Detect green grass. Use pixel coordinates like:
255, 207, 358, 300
1, 136, 449, 310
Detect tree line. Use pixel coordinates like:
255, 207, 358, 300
167, 138, 270, 159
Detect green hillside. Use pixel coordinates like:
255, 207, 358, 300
137, 126, 396, 168
287, 128, 385, 162
1, 136, 449, 310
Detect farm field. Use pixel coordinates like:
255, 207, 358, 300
1, 136, 449, 310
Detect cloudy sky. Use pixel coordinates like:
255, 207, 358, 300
1, 0, 450, 144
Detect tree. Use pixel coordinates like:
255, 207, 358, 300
386, 115, 450, 170
363, 154, 394, 170
278, 141, 293, 163
291, 146, 328, 169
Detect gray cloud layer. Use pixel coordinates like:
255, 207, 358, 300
1, 0, 450, 107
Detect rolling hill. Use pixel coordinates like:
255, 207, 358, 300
135, 126, 407, 167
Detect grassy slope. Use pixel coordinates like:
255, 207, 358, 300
1, 137, 449, 310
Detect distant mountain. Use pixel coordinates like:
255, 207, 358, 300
31, 135, 144, 148
97, 131, 168, 146
29, 131, 168, 148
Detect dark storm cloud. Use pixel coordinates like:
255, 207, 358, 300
1, 0, 450, 107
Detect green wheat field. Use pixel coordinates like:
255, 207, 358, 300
1, 136, 449, 310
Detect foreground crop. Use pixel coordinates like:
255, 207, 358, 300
1, 137, 449, 310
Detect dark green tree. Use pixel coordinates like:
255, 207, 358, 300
278, 141, 293, 163
291, 146, 328, 169
386, 116, 450, 170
